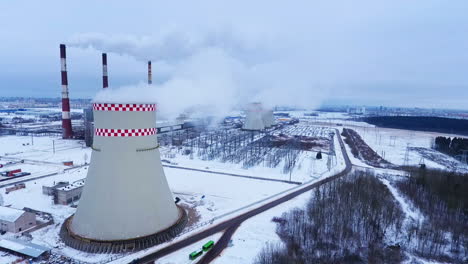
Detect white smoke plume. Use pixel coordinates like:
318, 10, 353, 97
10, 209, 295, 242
69, 29, 328, 119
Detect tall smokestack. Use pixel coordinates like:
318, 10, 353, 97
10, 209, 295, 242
60, 44, 73, 139
148, 60, 152, 85
102, 53, 108, 89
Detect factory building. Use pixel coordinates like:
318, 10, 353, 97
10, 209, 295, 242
0, 206, 36, 234
43, 180, 84, 205
61, 102, 187, 253
243, 102, 265, 130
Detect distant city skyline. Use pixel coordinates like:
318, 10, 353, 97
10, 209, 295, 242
1, 0, 467, 110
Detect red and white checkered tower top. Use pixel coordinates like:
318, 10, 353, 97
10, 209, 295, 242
92, 103, 157, 137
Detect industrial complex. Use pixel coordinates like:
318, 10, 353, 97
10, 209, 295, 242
0, 43, 466, 264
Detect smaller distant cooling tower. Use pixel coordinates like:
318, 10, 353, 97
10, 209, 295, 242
262, 109, 275, 128
60, 102, 187, 253
243, 102, 265, 131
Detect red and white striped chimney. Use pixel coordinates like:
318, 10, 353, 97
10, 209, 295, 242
60, 44, 73, 139
148, 61, 152, 85
102, 53, 108, 89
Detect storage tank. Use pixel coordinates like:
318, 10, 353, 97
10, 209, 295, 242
60, 102, 187, 253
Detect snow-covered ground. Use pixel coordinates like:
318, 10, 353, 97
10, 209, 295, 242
214, 187, 312, 264
159, 125, 336, 183
207, 129, 346, 264
0, 135, 91, 165
6, 110, 464, 263
349, 126, 468, 171
1, 131, 321, 263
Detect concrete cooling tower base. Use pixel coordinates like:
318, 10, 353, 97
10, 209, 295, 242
60, 205, 187, 253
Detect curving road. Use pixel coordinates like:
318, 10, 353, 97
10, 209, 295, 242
131, 129, 351, 264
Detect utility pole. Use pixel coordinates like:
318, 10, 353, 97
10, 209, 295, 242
31, 134, 34, 145
403, 143, 410, 166
53, 140, 55, 154
461, 150, 468, 165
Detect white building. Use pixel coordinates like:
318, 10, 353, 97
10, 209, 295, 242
0, 206, 36, 233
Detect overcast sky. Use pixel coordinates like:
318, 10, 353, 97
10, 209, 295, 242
1, 0, 467, 110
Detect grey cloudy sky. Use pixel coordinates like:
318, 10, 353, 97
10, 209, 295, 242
1, 0, 467, 110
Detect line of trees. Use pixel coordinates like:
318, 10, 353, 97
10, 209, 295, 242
255, 168, 468, 264
363, 116, 468, 136
396, 168, 468, 261
341, 128, 393, 168
255, 171, 405, 264
434, 136, 468, 157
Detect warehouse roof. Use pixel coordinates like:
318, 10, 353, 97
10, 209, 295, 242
0, 238, 50, 258
0, 206, 25, 222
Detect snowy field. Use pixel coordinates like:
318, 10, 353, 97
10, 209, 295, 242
349, 126, 468, 171
212, 131, 347, 264
4, 110, 463, 263
159, 125, 337, 183
0, 132, 318, 263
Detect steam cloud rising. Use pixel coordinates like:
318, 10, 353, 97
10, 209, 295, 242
69, 29, 327, 119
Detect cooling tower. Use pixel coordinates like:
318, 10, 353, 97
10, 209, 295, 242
243, 102, 265, 131
262, 109, 275, 128
60, 102, 186, 253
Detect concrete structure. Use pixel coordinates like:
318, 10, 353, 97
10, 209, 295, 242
43, 180, 84, 205
0, 206, 36, 233
262, 109, 275, 128
42, 181, 69, 195
243, 102, 265, 130
59, 44, 73, 139
55, 179, 84, 205
61, 102, 186, 253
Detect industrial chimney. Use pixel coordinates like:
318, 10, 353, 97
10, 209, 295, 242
59, 44, 73, 139
60, 102, 187, 253
102, 53, 108, 89
243, 102, 265, 131
148, 60, 152, 85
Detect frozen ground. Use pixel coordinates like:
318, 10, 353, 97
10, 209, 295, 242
0, 135, 91, 165
210, 130, 347, 264
213, 187, 312, 264
0, 133, 306, 263
6, 111, 462, 263
161, 150, 330, 183
350, 126, 468, 171
160, 125, 336, 183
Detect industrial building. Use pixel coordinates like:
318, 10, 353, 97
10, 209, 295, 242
0, 238, 50, 259
0, 206, 36, 233
61, 102, 187, 253
243, 102, 265, 130
42, 180, 84, 205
